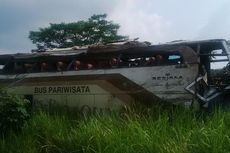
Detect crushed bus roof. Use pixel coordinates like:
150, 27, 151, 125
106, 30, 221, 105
0, 39, 229, 65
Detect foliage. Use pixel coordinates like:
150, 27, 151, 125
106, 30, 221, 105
29, 14, 128, 49
209, 70, 230, 90
1, 108, 230, 153
0, 89, 30, 135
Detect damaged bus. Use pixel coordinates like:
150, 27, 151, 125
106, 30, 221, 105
0, 39, 229, 112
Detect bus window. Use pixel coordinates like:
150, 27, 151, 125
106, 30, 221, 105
56, 61, 67, 71
14, 62, 26, 73
110, 58, 118, 67
24, 63, 34, 73
210, 49, 228, 69
119, 52, 183, 68
168, 54, 182, 65
41, 62, 56, 72
209, 49, 229, 85
168, 55, 180, 60
0, 65, 4, 73
145, 53, 182, 66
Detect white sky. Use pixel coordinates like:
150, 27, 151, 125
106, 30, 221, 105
0, 0, 230, 53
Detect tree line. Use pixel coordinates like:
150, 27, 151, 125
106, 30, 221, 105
29, 14, 128, 50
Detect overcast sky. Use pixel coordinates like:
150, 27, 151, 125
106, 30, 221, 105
0, 0, 230, 53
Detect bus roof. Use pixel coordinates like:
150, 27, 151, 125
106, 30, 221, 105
0, 39, 228, 65
159, 39, 229, 54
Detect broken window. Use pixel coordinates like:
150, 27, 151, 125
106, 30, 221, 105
209, 49, 230, 86
0, 64, 4, 73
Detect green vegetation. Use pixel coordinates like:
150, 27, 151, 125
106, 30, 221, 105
0, 89, 30, 136
1, 107, 230, 153
29, 14, 127, 49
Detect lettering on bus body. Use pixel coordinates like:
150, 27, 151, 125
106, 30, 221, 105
34, 85, 90, 94
152, 73, 185, 88
152, 73, 183, 81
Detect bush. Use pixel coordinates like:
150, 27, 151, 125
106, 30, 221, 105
0, 89, 30, 135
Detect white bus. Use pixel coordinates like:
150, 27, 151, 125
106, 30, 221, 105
0, 39, 229, 112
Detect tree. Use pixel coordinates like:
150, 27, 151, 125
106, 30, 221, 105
29, 14, 128, 49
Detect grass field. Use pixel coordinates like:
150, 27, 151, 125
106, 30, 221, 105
1, 106, 230, 153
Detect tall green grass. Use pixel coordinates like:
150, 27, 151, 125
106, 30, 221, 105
1, 107, 230, 153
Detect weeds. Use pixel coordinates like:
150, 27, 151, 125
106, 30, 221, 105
0, 89, 30, 136
1, 107, 230, 153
